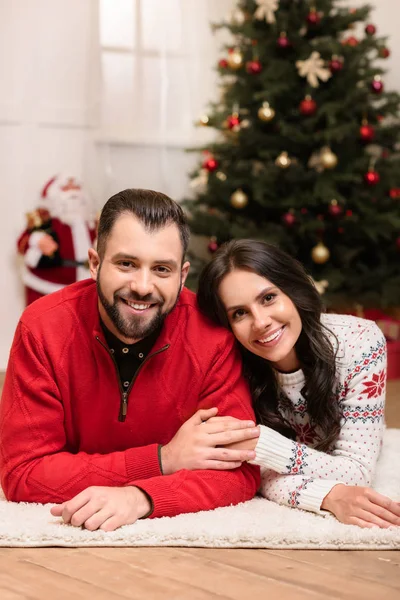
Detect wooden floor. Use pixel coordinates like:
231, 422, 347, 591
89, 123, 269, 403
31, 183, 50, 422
0, 374, 399, 599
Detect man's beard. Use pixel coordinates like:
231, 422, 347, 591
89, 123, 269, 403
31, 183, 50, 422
97, 269, 181, 341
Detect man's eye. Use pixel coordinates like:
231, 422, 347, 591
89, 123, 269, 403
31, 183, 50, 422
119, 261, 132, 268
155, 266, 170, 274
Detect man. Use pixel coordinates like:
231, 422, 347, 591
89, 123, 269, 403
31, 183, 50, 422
0, 189, 260, 532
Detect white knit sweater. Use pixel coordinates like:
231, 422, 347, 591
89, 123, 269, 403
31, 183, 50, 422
253, 313, 387, 514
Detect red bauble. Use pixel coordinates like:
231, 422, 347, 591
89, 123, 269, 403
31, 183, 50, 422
246, 60, 262, 74
226, 115, 240, 130
396, 237, 400, 251
307, 10, 321, 26
379, 47, 390, 59
389, 188, 400, 199
338, 227, 344, 234
203, 157, 219, 172
343, 36, 359, 47
365, 24, 377, 36
328, 203, 343, 217
345, 209, 353, 217
299, 97, 317, 116
364, 170, 380, 186
277, 34, 291, 49
371, 78, 384, 94
360, 124, 375, 142
300, 208, 308, 215
208, 239, 219, 253
218, 58, 228, 68
282, 212, 296, 227
329, 58, 344, 73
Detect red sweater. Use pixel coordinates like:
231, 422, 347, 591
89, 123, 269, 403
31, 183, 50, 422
0, 280, 259, 517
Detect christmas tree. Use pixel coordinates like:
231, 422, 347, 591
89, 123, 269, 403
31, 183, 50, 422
186, 0, 400, 309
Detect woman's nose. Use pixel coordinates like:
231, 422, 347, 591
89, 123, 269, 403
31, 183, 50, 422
252, 311, 272, 333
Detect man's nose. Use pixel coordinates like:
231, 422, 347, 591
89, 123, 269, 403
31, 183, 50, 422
130, 270, 154, 297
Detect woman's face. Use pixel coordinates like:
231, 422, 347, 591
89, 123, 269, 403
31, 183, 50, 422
218, 269, 303, 372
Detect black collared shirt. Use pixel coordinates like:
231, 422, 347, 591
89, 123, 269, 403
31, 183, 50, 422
101, 322, 161, 388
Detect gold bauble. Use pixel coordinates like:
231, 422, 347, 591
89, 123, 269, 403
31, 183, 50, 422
275, 151, 291, 169
230, 188, 248, 209
320, 147, 338, 169
311, 241, 330, 264
231, 9, 246, 26
216, 171, 227, 181
227, 49, 243, 70
197, 114, 210, 126
258, 102, 275, 122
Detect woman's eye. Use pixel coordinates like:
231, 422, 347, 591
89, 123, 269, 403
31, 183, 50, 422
263, 294, 276, 303
232, 309, 246, 320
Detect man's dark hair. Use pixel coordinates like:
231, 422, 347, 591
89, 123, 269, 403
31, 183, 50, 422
97, 188, 190, 260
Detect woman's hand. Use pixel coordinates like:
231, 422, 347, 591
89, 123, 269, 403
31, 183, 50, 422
160, 408, 260, 475
321, 484, 400, 528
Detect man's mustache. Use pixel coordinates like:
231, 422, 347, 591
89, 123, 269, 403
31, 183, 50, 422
116, 291, 163, 305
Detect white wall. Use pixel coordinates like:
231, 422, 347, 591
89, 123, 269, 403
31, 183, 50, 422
0, 0, 399, 369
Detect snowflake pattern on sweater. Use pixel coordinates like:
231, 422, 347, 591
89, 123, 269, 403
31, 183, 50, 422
253, 314, 387, 515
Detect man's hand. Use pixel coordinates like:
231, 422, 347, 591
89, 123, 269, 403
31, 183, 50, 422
50, 486, 151, 532
321, 484, 400, 528
160, 407, 260, 475
38, 233, 58, 256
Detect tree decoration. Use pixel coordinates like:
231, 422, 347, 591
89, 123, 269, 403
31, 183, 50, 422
227, 48, 243, 70
371, 75, 384, 94
203, 156, 219, 172
246, 59, 263, 74
320, 147, 338, 169
254, 0, 279, 24
218, 58, 228, 69
190, 169, 209, 190
275, 151, 292, 168
360, 120, 375, 142
389, 188, 400, 199
396, 237, 400, 251
231, 8, 246, 26
258, 101, 275, 122
328, 199, 343, 216
364, 169, 380, 186
282, 211, 296, 226
296, 51, 331, 88
226, 113, 241, 131
329, 55, 344, 73
230, 189, 249, 209
277, 32, 291, 49
306, 8, 322, 26
208, 236, 219, 253
365, 24, 377, 36
342, 36, 359, 47
216, 171, 227, 182
299, 95, 317, 116
313, 279, 329, 294
379, 47, 390, 59
197, 114, 210, 127
311, 241, 330, 264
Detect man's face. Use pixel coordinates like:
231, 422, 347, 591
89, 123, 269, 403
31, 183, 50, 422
89, 214, 190, 343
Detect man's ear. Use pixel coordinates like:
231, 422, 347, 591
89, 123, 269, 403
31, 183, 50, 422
180, 260, 190, 289
88, 248, 100, 280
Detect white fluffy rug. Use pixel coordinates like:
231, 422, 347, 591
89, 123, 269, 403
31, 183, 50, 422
1, 429, 399, 549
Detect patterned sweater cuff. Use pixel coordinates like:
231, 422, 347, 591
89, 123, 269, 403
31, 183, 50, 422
297, 479, 344, 515
251, 426, 297, 472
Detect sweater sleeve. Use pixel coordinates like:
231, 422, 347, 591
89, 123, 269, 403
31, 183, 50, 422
251, 323, 387, 487
0, 322, 162, 503
129, 335, 260, 518
259, 469, 343, 515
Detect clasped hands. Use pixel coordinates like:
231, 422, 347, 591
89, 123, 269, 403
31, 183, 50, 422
50, 408, 259, 532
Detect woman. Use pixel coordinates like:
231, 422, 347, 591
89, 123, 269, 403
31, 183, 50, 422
194, 239, 400, 529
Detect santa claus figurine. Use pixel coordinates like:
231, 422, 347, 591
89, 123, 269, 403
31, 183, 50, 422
17, 175, 97, 305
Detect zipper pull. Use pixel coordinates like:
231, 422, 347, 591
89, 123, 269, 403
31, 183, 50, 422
122, 392, 128, 416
